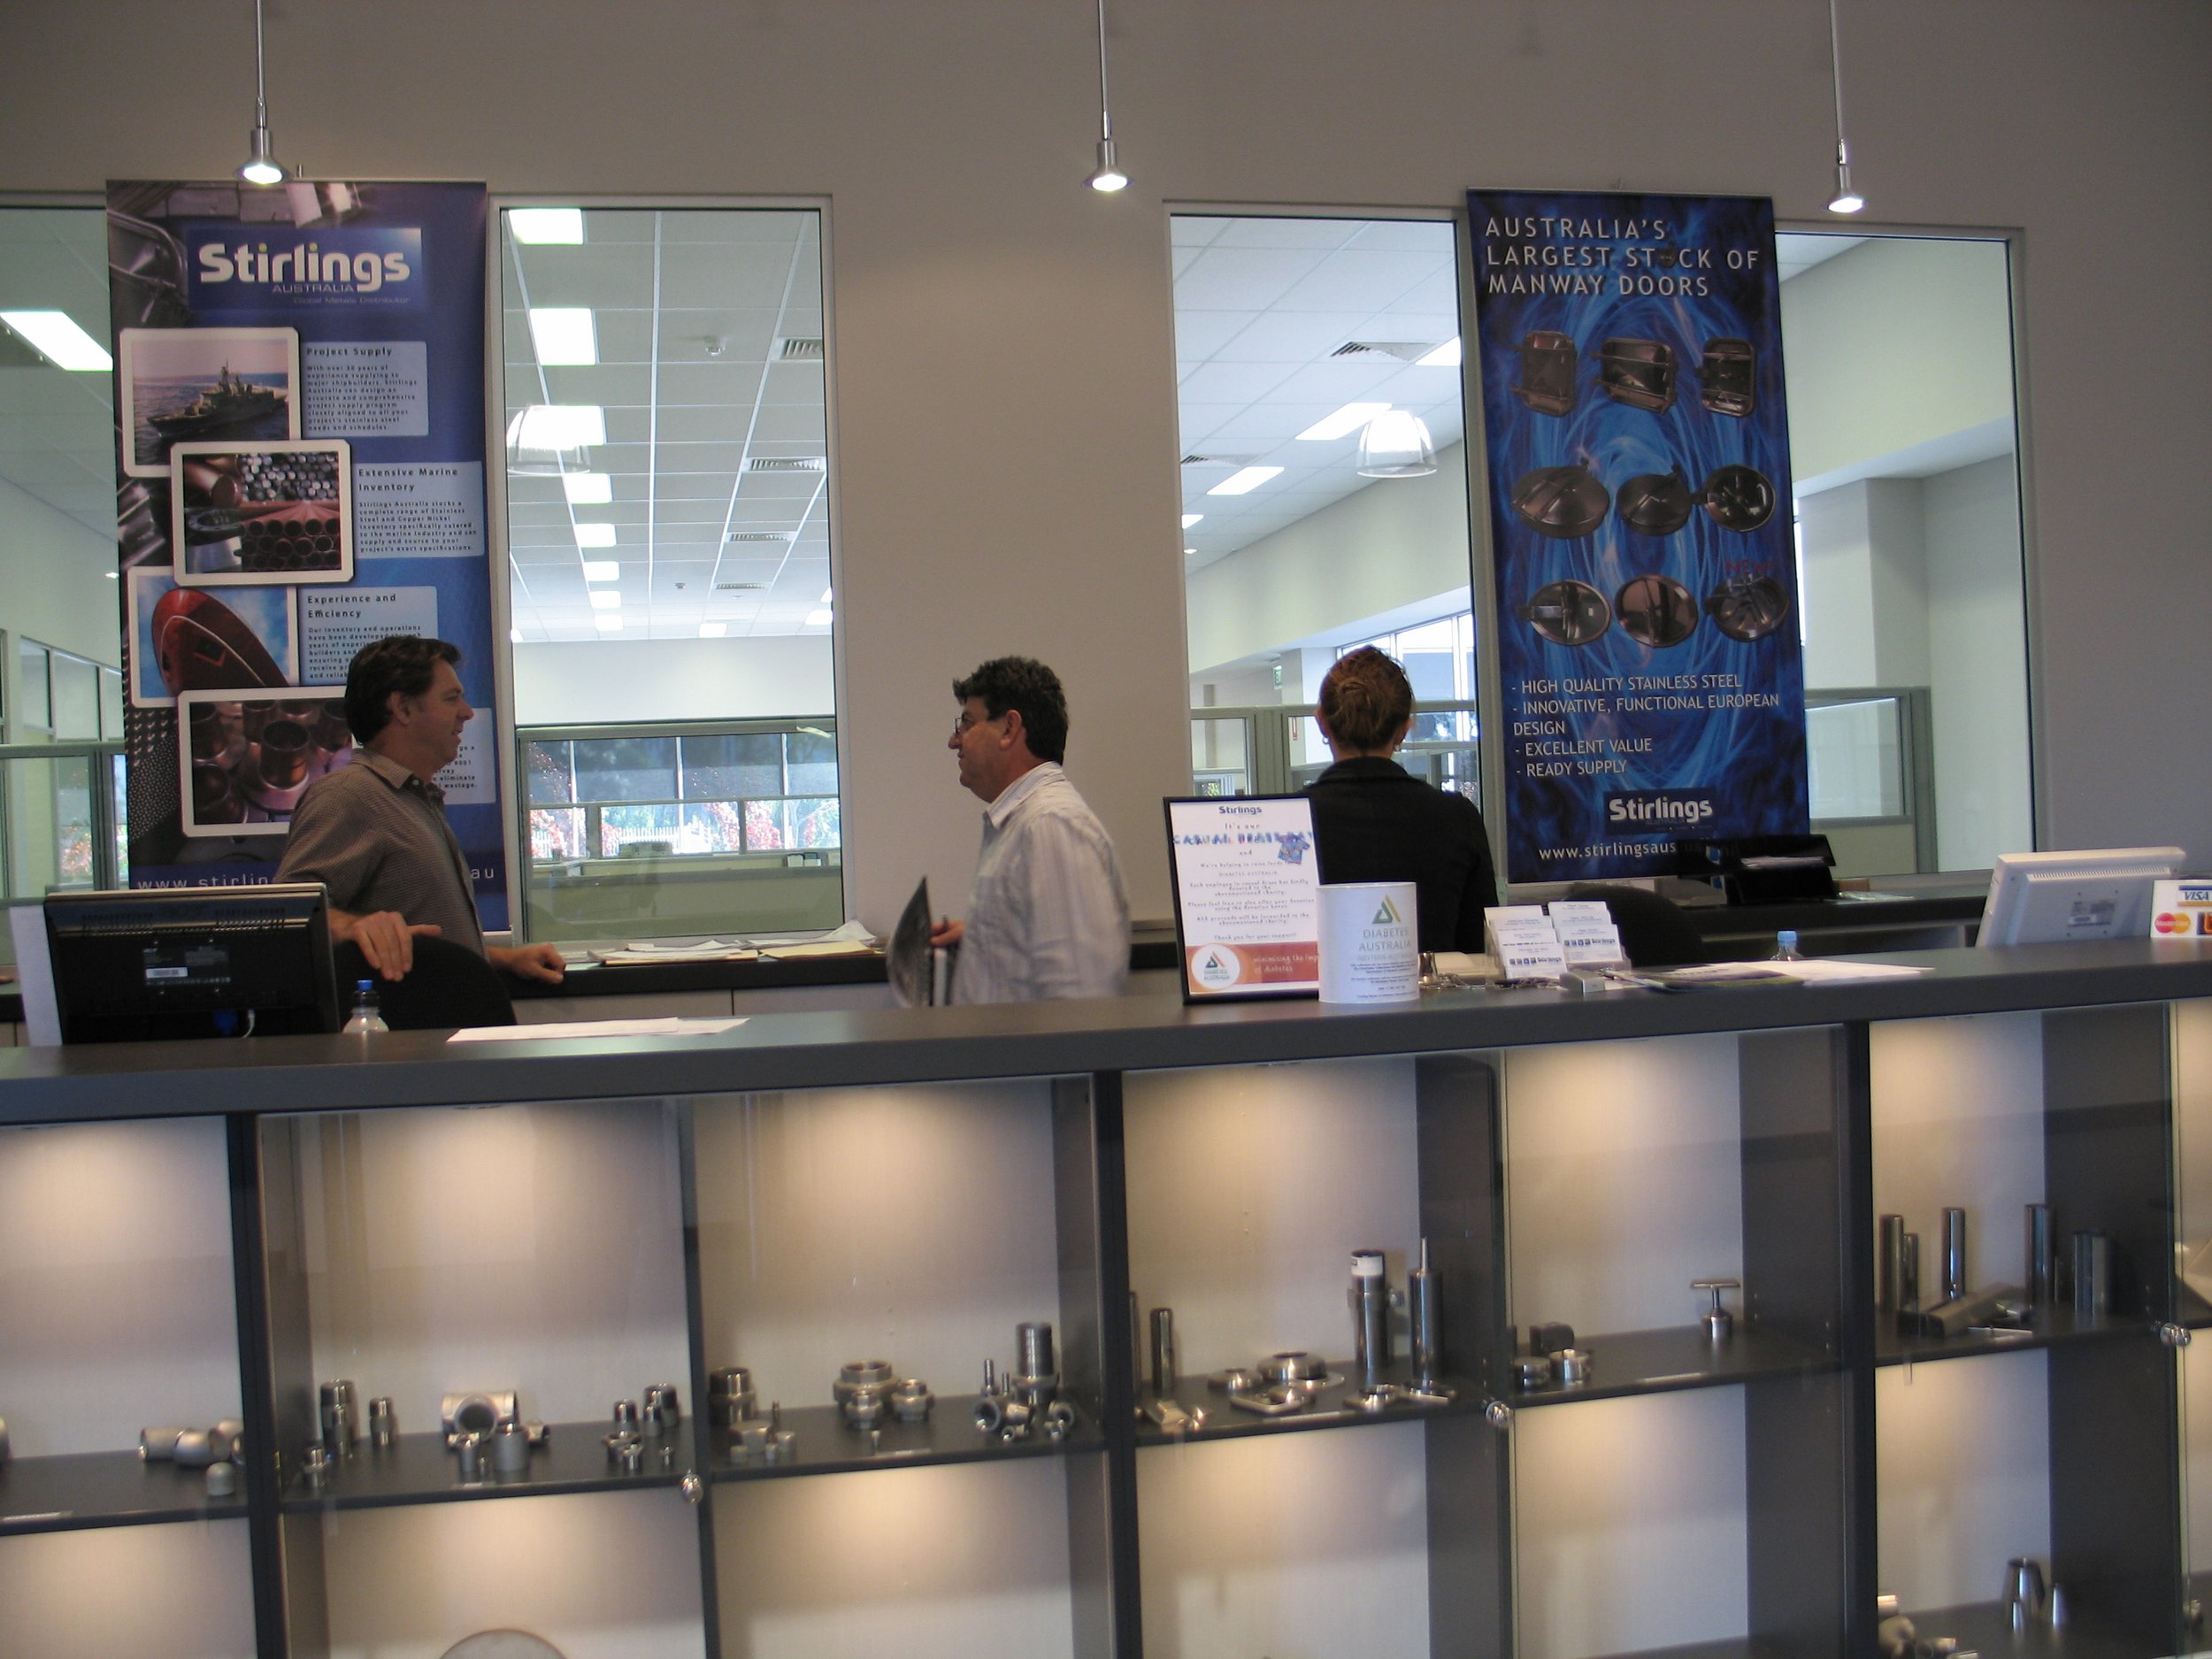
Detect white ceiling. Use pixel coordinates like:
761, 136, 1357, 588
503, 207, 831, 644
0, 213, 1885, 626
1172, 215, 1464, 575
1172, 225, 1874, 578
0, 207, 117, 541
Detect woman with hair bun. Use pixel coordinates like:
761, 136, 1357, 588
1305, 646, 1499, 952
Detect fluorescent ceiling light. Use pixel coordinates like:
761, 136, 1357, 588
511, 208, 584, 244
508, 627, 523, 643
511, 404, 604, 450
581, 560, 618, 582
1184, 547, 1196, 557
573, 523, 618, 548
820, 587, 833, 603
1296, 402, 1390, 442
1180, 514, 1202, 529
1416, 337, 1462, 368
528, 307, 597, 366
562, 472, 611, 503
1, 311, 111, 371
594, 614, 623, 632
699, 622, 727, 638
1208, 465, 1283, 496
589, 590, 621, 610
806, 608, 833, 626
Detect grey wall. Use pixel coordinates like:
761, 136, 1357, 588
4, 0, 2206, 928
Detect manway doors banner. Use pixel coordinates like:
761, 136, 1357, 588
105, 179, 508, 927
1468, 188, 1809, 884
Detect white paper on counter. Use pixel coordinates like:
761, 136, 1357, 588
448, 1016, 749, 1043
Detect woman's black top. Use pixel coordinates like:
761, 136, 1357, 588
1305, 757, 1500, 953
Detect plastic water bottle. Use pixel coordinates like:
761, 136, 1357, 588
1770, 930, 1804, 962
342, 979, 388, 1035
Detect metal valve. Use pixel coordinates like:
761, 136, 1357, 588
680, 1471, 705, 1505
2160, 1323, 2193, 1348
1483, 1399, 1514, 1432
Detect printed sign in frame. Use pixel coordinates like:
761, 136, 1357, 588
1164, 795, 1323, 1002
1468, 188, 1809, 884
106, 179, 506, 924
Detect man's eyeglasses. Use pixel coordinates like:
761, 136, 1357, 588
952, 709, 1006, 738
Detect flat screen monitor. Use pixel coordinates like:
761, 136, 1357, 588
45, 884, 341, 1043
1977, 847, 2185, 948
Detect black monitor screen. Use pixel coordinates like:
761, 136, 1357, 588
45, 884, 341, 1043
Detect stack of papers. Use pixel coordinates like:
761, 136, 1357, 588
591, 941, 761, 964
449, 1016, 749, 1043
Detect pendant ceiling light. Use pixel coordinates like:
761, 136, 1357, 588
237, 0, 286, 186
1824, 0, 1863, 213
1087, 0, 1128, 192
1356, 411, 1438, 480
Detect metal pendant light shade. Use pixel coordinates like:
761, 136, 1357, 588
1356, 411, 1438, 479
237, 0, 287, 185
1086, 0, 1127, 193
1824, 0, 1863, 215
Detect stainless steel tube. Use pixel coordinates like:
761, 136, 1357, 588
1149, 1308, 1177, 1396
2074, 1229, 2112, 1317
2025, 1203, 2055, 1308
1352, 1248, 1390, 1390
1409, 1238, 1441, 1388
1878, 1214, 1905, 1313
1942, 1208, 1968, 1303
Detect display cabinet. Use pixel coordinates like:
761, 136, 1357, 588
0, 941, 2208, 1659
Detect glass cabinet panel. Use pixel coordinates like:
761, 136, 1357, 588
0, 1117, 250, 1653
1871, 1007, 2180, 1656
257, 1098, 695, 1653
2176, 998, 2212, 1645
1123, 1054, 1498, 1658
691, 1077, 1102, 1656
1501, 1026, 1851, 1659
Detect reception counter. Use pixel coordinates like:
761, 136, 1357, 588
2, 939, 2207, 1659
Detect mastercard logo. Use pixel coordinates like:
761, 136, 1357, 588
2156, 911, 2187, 933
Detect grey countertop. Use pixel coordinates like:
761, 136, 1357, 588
4, 938, 2208, 1125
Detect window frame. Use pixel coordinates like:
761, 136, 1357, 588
484, 194, 848, 943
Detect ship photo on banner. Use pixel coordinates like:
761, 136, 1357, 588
105, 179, 507, 926
1468, 189, 1809, 884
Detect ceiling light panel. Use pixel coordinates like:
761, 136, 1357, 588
562, 472, 612, 503
510, 208, 585, 244
1295, 401, 1392, 442
1, 310, 111, 371
582, 561, 618, 582
527, 307, 597, 365
588, 590, 622, 610
573, 524, 618, 548
699, 623, 727, 638
1208, 466, 1284, 497
511, 404, 605, 449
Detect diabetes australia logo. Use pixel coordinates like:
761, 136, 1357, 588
188, 227, 425, 309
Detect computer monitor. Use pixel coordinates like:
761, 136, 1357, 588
44, 884, 341, 1043
1977, 847, 2186, 948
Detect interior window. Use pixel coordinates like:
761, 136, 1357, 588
1779, 232, 2031, 876
1173, 213, 1479, 801
498, 205, 841, 941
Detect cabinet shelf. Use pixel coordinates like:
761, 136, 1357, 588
275, 1424, 688, 1512
1133, 1368, 1485, 1447
1582, 1640, 1765, 1659
1509, 1324, 1836, 1408
1874, 1305, 2148, 1368
705, 1401, 1104, 1481
0, 1450, 249, 1535
1903, 1599, 2147, 1659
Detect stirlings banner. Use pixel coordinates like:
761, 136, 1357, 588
105, 179, 509, 927
1468, 189, 1808, 884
